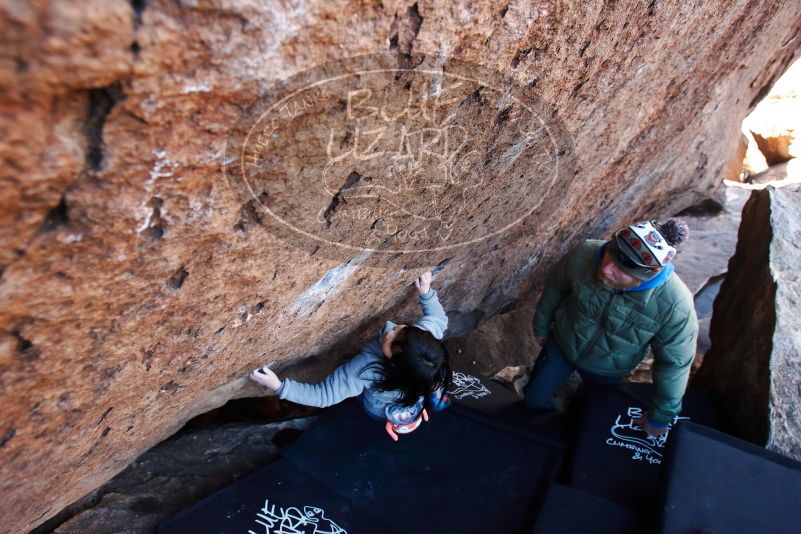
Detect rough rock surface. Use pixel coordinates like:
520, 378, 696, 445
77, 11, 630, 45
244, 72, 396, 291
34, 417, 315, 534
2, 1, 801, 531
445, 304, 540, 377
746, 158, 801, 186
741, 128, 769, 175
491, 365, 531, 397
752, 130, 797, 166
743, 58, 801, 166
724, 132, 748, 182
695, 185, 801, 461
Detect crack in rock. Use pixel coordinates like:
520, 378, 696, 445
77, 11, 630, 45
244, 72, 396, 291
83, 83, 125, 172
388, 3, 423, 71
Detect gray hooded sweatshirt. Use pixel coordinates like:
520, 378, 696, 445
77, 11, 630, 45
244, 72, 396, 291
275, 289, 448, 419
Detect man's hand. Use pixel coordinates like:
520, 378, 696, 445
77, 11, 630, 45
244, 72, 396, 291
249, 364, 282, 392
634, 415, 668, 437
415, 271, 433, 296
535, 336, 547, 347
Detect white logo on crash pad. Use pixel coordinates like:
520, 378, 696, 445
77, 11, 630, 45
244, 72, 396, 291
248, 499, 347, 534
450, 371, 491, 400
605, 407, 689, 465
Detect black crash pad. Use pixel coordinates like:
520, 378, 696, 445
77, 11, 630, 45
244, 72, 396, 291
530, 483, 644, 534
449, 367, 522, 412
283, 398, 562, 533
657, 421, 801, 534
160, 398, 563, 533
158, 458, 388, 534
567, 383, 722, 509
448, 367, 574, 451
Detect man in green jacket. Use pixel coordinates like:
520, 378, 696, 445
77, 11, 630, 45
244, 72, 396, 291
524, 219, 698, 437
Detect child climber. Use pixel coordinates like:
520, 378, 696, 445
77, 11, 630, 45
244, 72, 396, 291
249, 270, 452, 441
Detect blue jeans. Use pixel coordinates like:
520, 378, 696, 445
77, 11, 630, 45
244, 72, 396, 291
523, 336, 624, 409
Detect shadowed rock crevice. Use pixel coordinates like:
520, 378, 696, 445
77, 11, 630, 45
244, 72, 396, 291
11, 328, 39, 359
39, 195, 70, 233
130, 0, 148, 29
129, 0, 148, 55
233, 192, 269, 232
446, 308, 487, 337
460, 87, 484, 107
693, 187, 781, 450
97, 407, 113, 425
0, 428, 16, 449
166, 266, 189, 291
322, 171, 361, 227
676, 198, 724, 216
510, 48, 531, 69
83, 83, 125, 172
141, 196, 165, 242
388, 3, 424, 71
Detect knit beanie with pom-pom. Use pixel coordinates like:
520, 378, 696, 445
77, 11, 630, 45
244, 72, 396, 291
608, 218, 690, 281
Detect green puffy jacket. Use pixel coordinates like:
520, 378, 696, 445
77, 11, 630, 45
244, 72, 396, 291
532, 240, 698, 424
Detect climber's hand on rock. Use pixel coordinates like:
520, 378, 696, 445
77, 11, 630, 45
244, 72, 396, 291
249, 365, 282, 391
415, 271, 433, 296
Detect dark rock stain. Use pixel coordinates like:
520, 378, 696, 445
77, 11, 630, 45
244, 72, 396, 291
166, 266, 188, 291
322, 171, 361, 227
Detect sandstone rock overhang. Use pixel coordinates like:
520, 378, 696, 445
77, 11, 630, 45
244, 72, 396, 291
2, 1, 801, 531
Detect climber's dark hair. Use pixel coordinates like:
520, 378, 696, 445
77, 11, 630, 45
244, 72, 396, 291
373, 326, 452, 411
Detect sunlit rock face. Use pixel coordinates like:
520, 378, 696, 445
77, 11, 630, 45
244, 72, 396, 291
743, 58, 801, 168
696, 185, 801, 462
2, 1, 800, 530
